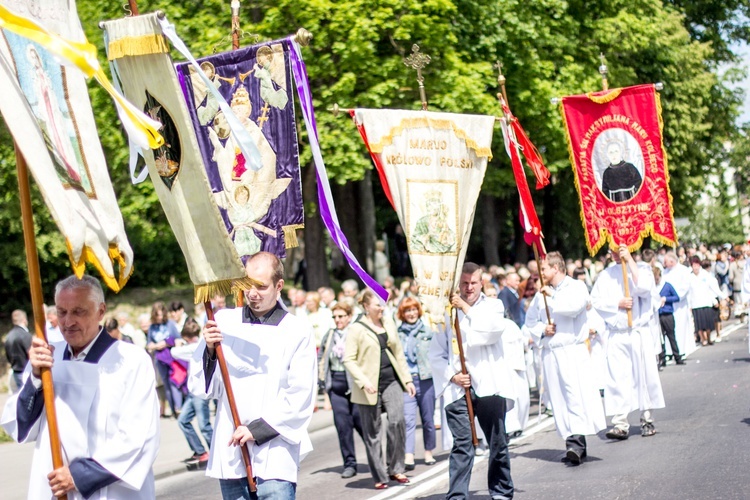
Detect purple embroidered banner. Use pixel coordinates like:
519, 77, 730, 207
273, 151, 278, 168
175, 38, 303, 260
288, 40, 388, 301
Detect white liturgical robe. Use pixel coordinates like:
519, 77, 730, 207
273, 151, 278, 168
591, 263, 665, 416
1, 332, 159, 500
523, 277, 605, 438
663, 263, 696, 356
188, 304, 317, 483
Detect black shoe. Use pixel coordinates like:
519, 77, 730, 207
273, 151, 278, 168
404, 462, 416, 471
341, 467, 357, 479
565, 449, 583, 465
675, 358, 686, 365
605, 428, 629, 440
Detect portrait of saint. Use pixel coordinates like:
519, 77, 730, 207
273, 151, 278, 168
592, 130, 644, 203
407, 183, 458, 255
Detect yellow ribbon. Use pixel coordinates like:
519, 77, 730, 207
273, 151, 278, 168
0, 5, 164, 149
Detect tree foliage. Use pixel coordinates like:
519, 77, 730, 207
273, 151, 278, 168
0, 0, 747, 313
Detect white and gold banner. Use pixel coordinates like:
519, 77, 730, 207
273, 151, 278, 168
353, 109, 495, 319
0, 0, 134, 291
101, 13, 255, 302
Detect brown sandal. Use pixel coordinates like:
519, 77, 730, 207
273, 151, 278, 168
389, 474, 410, 484
374, 483, 389, 490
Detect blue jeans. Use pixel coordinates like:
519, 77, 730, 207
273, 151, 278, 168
219, 478, 296, 500
445, 393, 513, 500
178, 394, 213, 454
403, 376, 436, 454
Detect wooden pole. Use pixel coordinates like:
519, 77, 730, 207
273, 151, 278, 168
620, 254, 633, 327
452, 308, 478, 447
127, 0, 139, 16
15, 146, 67, 500
532, 245, 552, 325
204, 301, 257, 492
231, 0, 241, 50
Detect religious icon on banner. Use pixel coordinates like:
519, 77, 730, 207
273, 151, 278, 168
560, 84, 677, 253
144, 90, 181, 189
408, 181, 458, 256
175, 39, 303, 261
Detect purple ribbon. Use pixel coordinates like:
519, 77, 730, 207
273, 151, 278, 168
288, 40, 387, 301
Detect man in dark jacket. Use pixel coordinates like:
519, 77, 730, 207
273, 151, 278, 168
4, 309, 31, 392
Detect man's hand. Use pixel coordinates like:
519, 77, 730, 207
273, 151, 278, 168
406, 382, 417, 398
540, 285, 554, 297
451, 372, 471, 388
364, 383, 377, 395
544, 323, 556, 337
660, 297, 666, 307
47, 466, 76, 497
29, 337, 54, 378
450, 293, 470, 314
618, 297, 633, 310
228, 425, 254, 447
203, 320, 223, 354
618, 244, 633, 264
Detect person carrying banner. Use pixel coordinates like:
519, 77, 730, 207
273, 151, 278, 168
523, 252, 605, 464
189, 252, 316, 499
1, 275, 160, 499
591, 246, 665, 440
429, 262, 516, 500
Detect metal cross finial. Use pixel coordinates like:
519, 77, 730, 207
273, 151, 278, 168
404, 44, 431, 110
599, 52, 609, 91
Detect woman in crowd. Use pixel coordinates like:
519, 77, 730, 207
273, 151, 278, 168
689, 258, 725, 346
305, 291, 334, 349
396, 297, 436, 469
344, 289, 416, 490
318, 302, 363, 479
147, 301, 183, 417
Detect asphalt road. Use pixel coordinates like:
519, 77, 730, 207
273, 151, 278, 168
156, 322, 750, 499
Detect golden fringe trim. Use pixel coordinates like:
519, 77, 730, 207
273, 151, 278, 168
560, 88, 678, 256
586, 88, 622, 104
193, 276, 263, 305
367, 117, 493, 159
65, 240, 133, 293
107, 34, 170, 61
282, 224, 304, 249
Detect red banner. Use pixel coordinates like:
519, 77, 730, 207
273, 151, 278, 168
561, 84, 677, 254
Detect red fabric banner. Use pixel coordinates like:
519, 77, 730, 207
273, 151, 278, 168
561, 84, 677, 254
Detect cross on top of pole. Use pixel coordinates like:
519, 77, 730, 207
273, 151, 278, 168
403, 44, 431, 110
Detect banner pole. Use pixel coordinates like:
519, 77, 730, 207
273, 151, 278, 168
15, 145, 67, 500
452, 307, 478, 447
204, 301, 257, 492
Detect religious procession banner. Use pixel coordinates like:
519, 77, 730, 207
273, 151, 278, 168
561, 84, 677, 254
0, 0, 136, 291
353, 109, 495, 318
174, 38, 304, 259
101, 13, 257, 302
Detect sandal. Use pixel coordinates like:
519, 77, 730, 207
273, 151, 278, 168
389, 474, 410, 484
374, 483, 389, 490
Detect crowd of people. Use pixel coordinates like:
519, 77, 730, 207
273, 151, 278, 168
2, 241, 748, 499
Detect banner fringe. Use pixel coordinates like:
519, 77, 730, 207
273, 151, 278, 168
282, 224, 304, 249
586, 88, 622, 104
107, 34, 170, 60
65, 240, 133, 293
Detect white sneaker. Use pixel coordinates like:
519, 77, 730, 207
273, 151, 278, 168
714, 335, 722, 343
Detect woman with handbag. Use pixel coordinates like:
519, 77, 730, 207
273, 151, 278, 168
147, 301, 183, 417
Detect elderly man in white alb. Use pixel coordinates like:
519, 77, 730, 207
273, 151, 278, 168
430, 262, 516, 500
1, 275, 159, 499
524, 251, 605, 465
591, 245, 664, 440
662, 251, 695, 358
189, 252, 317, 499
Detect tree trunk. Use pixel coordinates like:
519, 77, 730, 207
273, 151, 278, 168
480, 194, 501, 266
302, 162, 329, 289
332, 181, 361, 281
358, 169, 376, 276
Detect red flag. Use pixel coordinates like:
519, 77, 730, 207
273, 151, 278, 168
560, 84, 677, 254
510, 119, 550, 189
499, 101, 546, 258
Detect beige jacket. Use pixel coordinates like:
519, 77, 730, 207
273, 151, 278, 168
343, 316, 412, 405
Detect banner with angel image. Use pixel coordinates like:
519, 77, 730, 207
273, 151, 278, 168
174, 38, 304, 260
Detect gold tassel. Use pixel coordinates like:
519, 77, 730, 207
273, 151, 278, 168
107, 34, 170, 61
282, 224, 305, 249
586, 88, 622, 104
